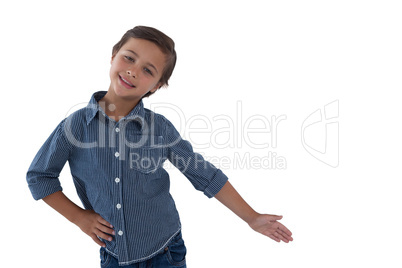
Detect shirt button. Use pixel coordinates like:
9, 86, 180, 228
115, 127, 120, 133
115, 152, 120, 157
116, 204, 121, 209
118, 230, 123, 236
115, 178, 120, 183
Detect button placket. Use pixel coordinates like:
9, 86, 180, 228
114, 124, 121, 158
114, 124, 124, 240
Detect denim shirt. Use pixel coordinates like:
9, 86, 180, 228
26, 91, 228, 266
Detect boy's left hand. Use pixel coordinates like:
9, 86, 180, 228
248, 214, 293, 243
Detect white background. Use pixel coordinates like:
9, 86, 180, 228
1, 1, 401, 267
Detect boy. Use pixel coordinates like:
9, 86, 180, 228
26, 26, 293, 267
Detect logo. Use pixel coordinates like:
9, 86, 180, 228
301, 100, 339, 167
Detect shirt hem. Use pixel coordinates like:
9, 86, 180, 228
106, 227, 182, 266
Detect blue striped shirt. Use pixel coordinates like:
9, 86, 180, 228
26, 91, 228, 266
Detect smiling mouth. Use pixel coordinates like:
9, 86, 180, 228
119, 75, 135, 88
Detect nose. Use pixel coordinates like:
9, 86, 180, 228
127, 69, 136, 78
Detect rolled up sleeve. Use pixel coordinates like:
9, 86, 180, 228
26, 119, 71, 200
163, 117, 228, 198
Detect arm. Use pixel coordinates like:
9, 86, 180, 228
214, 181, 293, 243
27, 119, 114, 247
43, 191, 115, 247
163, 117, 292, 242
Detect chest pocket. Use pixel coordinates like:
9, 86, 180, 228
127, 135, 165, 174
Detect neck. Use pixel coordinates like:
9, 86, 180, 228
99, 89, 141, 121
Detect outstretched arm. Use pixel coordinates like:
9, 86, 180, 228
214, 181, 293, 243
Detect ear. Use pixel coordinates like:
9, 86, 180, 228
150, 82, 163, 93
110, 54, 116, 64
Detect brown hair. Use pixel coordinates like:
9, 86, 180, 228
112, 26, 177, 98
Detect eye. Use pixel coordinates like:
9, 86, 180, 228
144, 67, 153, 76
124, 56, 134, 62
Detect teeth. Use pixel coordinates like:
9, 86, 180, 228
121, 76, 133, 87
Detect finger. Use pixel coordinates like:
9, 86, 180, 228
278, 229, 293, 242
97, 223, 115, 236
274, 232, 288, 243
97, 215, 113, 228
91, 234, 106, 247
278, 223, 293, 237
269, 215, 283, 221
267, 214, 283, 222
273, 231, 289, 243
268, 234, 280, 242
95, 229, 114, 242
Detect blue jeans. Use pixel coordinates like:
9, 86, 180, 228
100, 231, 187, 268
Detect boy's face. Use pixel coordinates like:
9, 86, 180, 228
109, 38, 166, 101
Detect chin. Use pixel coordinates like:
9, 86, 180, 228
113, 87, 140, 100
113, 84, 129, 95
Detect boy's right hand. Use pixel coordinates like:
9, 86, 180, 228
74, 209, 115, 247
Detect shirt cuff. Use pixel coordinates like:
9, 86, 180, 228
203, 169, 229, 198
28, 178, 63, 201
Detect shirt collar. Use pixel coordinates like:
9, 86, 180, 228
85, 91, 145, 130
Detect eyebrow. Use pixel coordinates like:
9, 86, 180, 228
126, 50, 159, 74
